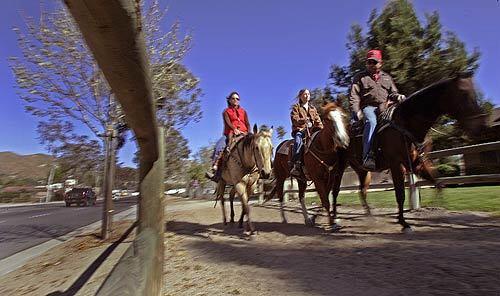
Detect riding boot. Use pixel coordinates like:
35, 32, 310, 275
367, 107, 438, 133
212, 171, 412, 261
205, 150, 225, 182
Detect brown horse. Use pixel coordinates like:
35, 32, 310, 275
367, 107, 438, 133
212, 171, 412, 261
267, 102, 349, 230
216, 125, 273, 234
331, 74, 488, 232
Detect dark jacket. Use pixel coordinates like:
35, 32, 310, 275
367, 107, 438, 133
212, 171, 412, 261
349, 70, 400, 113
290, 103, 323, 133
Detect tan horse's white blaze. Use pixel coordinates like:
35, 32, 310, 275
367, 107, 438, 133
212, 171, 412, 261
255, 128, 273, 178
328, 110, 349, 148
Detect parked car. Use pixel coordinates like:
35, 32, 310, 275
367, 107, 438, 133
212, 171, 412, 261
65, 188, 96, 207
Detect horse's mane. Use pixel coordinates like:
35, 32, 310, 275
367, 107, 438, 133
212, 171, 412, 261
241, 133, 255, 152
320, 102, 340, 118
402, 74, 472, 106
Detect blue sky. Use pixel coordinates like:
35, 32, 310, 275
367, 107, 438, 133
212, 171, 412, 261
1, 0, 499, 167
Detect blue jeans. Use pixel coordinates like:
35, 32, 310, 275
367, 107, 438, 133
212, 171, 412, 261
212, 136, 227, 162
292, 130, 305, 162
362, 106, 377, 158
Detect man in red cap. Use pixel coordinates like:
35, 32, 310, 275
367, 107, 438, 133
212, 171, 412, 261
349, 49, 406, 170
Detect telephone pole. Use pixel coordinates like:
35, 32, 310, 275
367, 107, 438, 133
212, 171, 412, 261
101, 95, 118, 240
101, 124, 117, 239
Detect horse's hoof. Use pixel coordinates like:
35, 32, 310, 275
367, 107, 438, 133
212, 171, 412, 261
402, 226, 414, 234
281, 219, 288, 224
305, 217, 315, 227
331, 223, 342, 232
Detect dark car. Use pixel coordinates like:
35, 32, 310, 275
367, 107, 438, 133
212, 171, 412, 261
65, 188, 96, 207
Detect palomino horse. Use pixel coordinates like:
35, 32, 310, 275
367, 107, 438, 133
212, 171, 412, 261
268, 102, 349, 230
331, 74, 488, 232
216, 125, 273, 234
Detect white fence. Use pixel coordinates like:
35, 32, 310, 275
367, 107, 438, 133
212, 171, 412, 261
256, 141, 500, 209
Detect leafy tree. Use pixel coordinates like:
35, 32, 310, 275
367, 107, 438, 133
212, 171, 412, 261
163, 128, 191, 182
36, 119, 103, 185
9, 0, 202, 178
186, 145, 214, 186
115, 166, 138, 189
310, 86, 338, 110
329, 0, 490, 148
275, 126, 287, 141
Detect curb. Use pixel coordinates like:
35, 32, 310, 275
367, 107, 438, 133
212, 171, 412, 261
0, 201, 65, 209
0, 198, 106, 209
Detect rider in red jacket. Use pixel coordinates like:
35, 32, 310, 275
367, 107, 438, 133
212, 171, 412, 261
206, 91, 251, 182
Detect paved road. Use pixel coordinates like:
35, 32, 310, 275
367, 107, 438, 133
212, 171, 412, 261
0, 198, 137, 260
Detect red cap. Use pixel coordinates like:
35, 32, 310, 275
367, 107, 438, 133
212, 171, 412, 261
367, 49, 382, 62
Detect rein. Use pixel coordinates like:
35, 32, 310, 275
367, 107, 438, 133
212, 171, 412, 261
305, 128, 339, 182
228, 135, 261, 176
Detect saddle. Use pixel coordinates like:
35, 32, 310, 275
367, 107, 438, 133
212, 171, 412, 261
277, 130, 321, 180
350, 105, 396, 138
220, 134, 247, 169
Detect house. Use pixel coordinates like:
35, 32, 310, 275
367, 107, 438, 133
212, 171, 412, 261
463, 107, 500, 175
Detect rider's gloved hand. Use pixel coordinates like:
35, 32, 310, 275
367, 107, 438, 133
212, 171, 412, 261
307, 121, 313, 128
397, 94, 406, 102
356, 110, 364, 121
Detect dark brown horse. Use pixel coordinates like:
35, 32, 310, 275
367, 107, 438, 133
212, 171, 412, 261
331, 74, 488, 232
267, 102, 349, 230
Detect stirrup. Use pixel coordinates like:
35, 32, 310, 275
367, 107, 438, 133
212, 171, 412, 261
290, 162, 302, 177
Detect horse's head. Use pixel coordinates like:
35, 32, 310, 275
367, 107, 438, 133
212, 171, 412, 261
321, 102, 350, 149
252, 124, 273, 179
443, 75, 488, 137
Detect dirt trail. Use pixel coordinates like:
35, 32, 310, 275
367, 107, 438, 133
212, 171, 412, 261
164, 197, 500, 296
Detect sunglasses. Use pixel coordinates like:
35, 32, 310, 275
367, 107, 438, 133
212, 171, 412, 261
231, 97, 240, 100
366, 60, 378, 65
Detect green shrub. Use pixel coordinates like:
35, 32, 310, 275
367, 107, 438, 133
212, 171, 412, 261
436, 163, 460, 177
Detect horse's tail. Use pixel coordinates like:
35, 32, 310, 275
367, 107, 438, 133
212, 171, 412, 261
410, 141, 444, 190
262, 178, 277, 204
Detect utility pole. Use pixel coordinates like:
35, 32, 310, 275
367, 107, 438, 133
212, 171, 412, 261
101, 124, 117, 239
101, 95, 118, 240
45, 164, 56, 202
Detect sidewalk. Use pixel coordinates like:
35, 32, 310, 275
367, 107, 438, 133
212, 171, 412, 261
0, 206, 137, 296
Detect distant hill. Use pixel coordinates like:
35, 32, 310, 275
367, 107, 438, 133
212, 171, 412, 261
0, 151, 54, 182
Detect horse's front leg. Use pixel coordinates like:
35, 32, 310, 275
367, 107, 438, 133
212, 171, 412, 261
357, 170, 372, 216
298, 180, 315, 227
330, 176, 343, 231
275, 177, 287, 224
235, 182, 255, 234
229, 188, 236, 224
218, 183, 227, 225
390, 165, 412, 232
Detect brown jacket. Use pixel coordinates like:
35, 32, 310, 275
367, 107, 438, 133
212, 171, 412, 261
349, 70, 400, 113
290, 103, 323, 133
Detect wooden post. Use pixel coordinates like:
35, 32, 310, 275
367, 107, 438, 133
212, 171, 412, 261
138, 126, 165, 295
64, 0, 163, 293
408, 173, 420, 210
